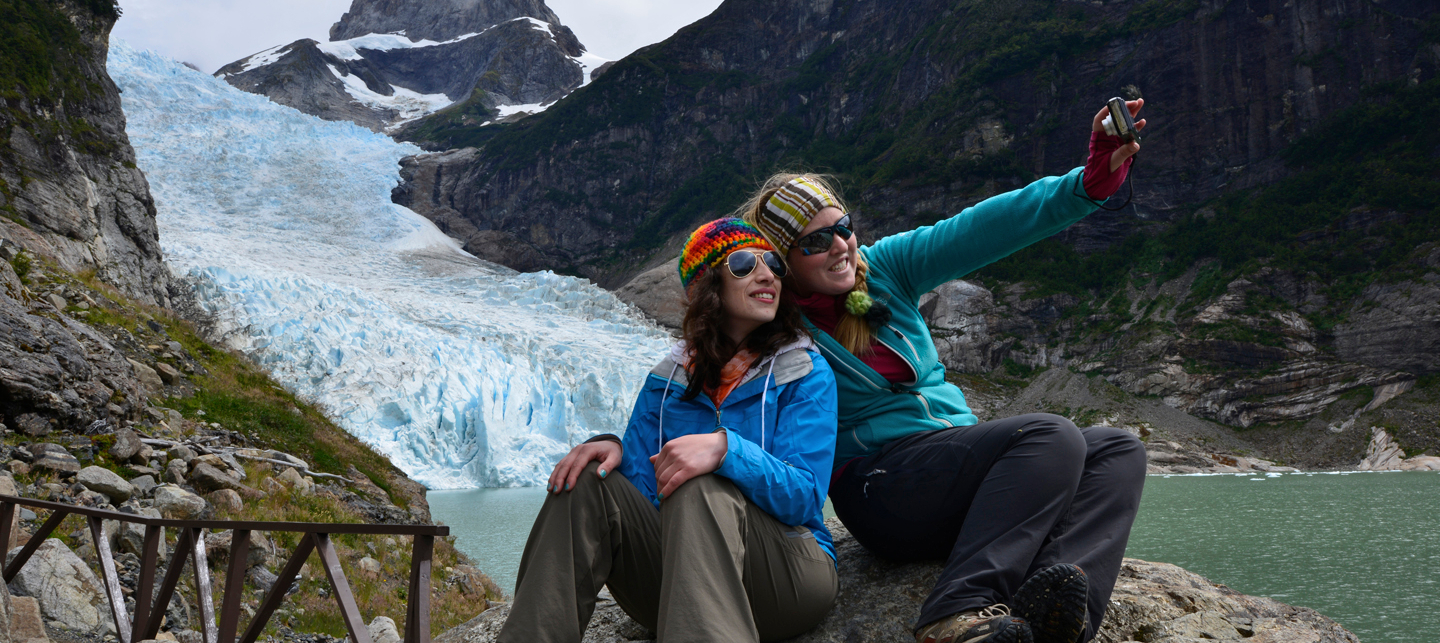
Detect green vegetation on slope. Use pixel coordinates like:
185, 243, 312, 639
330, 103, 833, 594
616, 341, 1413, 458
0, 0, 123, 164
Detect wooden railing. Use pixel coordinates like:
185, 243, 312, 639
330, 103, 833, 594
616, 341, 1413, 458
0, 494, 448, 643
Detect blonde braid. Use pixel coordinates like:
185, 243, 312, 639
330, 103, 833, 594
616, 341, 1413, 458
833, 253, 877, 356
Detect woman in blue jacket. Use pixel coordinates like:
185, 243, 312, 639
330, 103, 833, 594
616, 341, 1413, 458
740, 102, 1150, 643
498, 217, 839, 643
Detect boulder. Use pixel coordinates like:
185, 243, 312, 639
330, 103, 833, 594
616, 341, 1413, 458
207, 489, 243, 514
115, 508, 166, 559
129, 474, 157, 497
165, 459, 187, 484
29, 445, 80, 476
189, 463, 244, 494
614, 262, 684, 330
167, 446, 197, 464
357, 556, 381, 575
369, 616, 403, 643
14, 414, 51, 438
432, 520, 1359, 643
109, 429, 143, 461
77, 466, 135, 503
153, 484, 209, 520
127, 359, 164, 393
153, 362, 181, 385
11, 595, 49, 643
5, 539, 107, 635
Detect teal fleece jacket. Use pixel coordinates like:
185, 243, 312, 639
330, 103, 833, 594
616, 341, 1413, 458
810, 167, 1104, 464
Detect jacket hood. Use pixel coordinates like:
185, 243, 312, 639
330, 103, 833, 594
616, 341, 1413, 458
660, 335, 816, 389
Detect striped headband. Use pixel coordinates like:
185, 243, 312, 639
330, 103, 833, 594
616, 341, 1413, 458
751, 177, 842, 257
678, 217, 773, 290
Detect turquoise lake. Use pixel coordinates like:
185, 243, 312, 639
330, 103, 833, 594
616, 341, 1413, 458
429, 471, 1439, 642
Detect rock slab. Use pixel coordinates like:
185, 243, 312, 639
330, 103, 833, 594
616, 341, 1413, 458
77, 465, 135, 503
5, 539, 106, 635
435, 520, 1357, 643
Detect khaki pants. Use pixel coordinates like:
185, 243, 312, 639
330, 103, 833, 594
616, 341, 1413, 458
498, 463, 838, 643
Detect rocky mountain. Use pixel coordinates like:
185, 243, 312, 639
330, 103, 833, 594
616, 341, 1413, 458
394, 0, 1437, 284
0, 0, 172, 308
216, 0, 603, 132
398, 0, 1439, 464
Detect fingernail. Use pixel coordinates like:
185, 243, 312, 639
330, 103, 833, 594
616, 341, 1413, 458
598, 469, 607, 478
657, 492, 664, 500
565, 482, 571, 491
546, 484, 552, 492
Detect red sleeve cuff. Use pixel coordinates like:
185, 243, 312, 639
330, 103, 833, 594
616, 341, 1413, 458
1082, 131, 1133, 201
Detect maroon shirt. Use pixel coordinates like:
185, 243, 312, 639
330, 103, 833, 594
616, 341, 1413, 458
793, 292, 913, 384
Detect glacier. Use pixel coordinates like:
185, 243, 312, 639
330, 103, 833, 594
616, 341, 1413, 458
108, 43, 672, 489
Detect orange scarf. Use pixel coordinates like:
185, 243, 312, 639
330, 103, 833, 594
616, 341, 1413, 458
702, 348, 759, 407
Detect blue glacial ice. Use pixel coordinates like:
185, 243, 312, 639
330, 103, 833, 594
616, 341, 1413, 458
108, 43, 673, 489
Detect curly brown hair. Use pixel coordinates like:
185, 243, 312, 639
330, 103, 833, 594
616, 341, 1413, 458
679, 267, 808, 401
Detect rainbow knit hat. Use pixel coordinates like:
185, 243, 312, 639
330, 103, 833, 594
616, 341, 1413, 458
678, 217, 773, 289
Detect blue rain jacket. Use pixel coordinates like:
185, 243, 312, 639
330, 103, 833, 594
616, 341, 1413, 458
615, 338, 839, 562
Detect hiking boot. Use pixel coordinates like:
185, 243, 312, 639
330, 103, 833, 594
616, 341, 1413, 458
914, 604, 1033, 643
1012, 564, 1089, 643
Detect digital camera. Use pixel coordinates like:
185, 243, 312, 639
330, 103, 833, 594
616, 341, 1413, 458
1100, 97, 1140, 144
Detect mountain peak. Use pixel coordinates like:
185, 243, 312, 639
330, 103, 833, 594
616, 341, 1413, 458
330, 0, 562, 43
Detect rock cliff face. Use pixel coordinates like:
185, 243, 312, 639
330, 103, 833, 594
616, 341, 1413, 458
330, 0, 560, 42
0, 0, 172, 308
432, 519, 1359, 643
216, 0, 594, 132
395, 0, 1437, 287
1, 0, 177, 434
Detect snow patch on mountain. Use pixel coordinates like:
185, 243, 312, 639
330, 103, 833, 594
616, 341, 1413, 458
317, 31, 483, 61
109, 43, 672, 489
326, 64, 454, 129
233, 44, 292, 75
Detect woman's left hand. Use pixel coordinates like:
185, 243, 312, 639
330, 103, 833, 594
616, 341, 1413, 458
1092, 98, 1147, 172
650, 432, 728, 500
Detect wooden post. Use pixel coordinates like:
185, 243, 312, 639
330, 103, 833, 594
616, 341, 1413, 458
89, 517, 134, 643
218, 530, 251, 643
145, 527, 196, 641
131, 525, 163, 643
313, 533, 373, 643
0, 501, 14, 555
239, 534, 316, 643
191, 529, 219, 643
404, 535, 434, 643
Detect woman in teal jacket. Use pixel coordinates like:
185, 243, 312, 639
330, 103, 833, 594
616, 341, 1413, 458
741, 101, 1150, 643
498, 217, 839, 643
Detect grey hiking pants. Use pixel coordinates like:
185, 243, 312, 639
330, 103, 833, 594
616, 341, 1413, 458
829, 414, 1146, 641
497, 463, 838, 643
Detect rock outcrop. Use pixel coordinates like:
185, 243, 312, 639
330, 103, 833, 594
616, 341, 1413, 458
395, 0, 1438, 287
216, 0, 594, 132
434, 520, 1358, 643
0, 0, 172, 308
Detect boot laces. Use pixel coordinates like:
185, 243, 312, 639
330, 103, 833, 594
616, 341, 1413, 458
976, 604, 1012, 621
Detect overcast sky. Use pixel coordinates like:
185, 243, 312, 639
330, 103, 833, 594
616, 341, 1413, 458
113, 0, 724, 74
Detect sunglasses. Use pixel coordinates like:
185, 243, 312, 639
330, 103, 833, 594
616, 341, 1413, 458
726, 249, 788, 279
793, 214, 853, 256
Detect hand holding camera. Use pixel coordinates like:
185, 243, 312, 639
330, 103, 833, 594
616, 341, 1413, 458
1092, 98, 1146, 172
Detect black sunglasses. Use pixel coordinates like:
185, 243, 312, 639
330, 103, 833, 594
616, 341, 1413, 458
794, 214, 853, 256
726, 249, 788, 279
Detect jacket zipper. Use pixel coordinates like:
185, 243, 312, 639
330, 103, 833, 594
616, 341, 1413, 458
819, 332, 951, 429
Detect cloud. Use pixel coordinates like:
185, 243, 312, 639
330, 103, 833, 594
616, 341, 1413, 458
113, 0, 723, 74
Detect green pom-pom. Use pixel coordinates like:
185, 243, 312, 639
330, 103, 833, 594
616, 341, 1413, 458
845, 291, 872, 316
